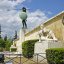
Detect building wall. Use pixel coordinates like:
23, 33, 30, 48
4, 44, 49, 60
25, 12, 64, 42
44, 18, 64, 42
25, 31, 39, 41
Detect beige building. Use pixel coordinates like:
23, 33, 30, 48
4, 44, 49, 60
25, 11, 64, 43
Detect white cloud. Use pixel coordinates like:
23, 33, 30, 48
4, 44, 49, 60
27, 10, 48, 29
0, 0, 48, 38
47, 11, 52, 15
0, 0, 25, 38
0, 0, 25, 11
0, 9, 48, 38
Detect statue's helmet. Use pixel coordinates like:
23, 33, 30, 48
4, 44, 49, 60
22, 7, 26, 12
19, 7, 27, 20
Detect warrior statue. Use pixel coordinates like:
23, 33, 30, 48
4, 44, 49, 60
19, 7, 27, 29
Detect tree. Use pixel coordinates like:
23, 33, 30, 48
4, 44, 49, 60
4, 35, 7, 41
0, 38, 6, 51
14, 31, 17, 40
0, 35, 13, 51
0, 25, 2, 38
5, 39, 12, 51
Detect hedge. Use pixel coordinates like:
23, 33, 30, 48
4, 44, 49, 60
11, 48, 17, 52
0, 48, 3, 52
46, 48, 64, 64
22, 39, 38, 58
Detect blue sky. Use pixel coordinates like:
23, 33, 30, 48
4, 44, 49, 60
16, 0, 64, 17
0, 0, 64, 38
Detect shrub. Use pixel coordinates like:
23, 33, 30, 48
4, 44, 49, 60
22, 39, 38, 58
0, 48, 3, 52
5, 39, 12, 51
11, 48, 17, 52
0, 38, 6, 50
46, 48, 64, 64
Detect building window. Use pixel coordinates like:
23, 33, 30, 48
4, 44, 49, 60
62, 16, 64, 25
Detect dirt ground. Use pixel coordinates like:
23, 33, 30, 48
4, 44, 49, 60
5, 57, 48, 64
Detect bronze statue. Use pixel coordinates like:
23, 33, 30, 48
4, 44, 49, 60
19, 7, 27, 29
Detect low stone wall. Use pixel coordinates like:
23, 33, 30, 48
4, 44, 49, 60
34, 39, 64, 62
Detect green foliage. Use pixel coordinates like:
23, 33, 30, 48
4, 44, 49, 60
0, 38, 6, 51
0, 38, 12, 51
0, 48, 3, 52
14, 31, 17, 40
46, 48, 64, 64
4, 35, 12, 51
11, 48, 17, 52
4, 35, 7, 41
5, 39, 12, 51
22, 39, 38, 58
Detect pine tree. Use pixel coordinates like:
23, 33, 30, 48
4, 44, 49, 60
4, 35, 7, 41
14, 31, 17, 40
0, 25, 1, 38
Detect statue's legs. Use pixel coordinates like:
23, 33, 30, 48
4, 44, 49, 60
22, 20, 24, 28
22, 20, 27, 29
24, 21, 27, 28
